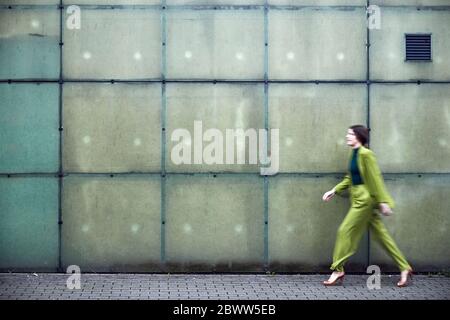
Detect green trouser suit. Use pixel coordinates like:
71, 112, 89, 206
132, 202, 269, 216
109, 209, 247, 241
330, 146, 411, 272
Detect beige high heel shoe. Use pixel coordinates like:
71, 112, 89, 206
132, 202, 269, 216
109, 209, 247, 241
323, 272, 345, 286
397, 269, 413, 287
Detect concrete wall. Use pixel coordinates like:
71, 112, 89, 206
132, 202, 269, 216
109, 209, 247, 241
0, 1, 449, 273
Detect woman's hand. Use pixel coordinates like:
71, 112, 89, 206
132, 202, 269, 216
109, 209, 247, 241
322, 188, 336, 202
379, 203, 393, 216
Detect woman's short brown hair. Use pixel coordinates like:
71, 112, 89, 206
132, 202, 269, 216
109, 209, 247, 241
350, 124, 370, 147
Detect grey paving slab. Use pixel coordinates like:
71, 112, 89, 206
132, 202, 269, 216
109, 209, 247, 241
0, 273, 449, 300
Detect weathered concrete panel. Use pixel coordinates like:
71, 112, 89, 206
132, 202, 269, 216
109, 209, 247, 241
166, 10, 264, 79
63, 83, 161, 173
63, 9, 161, 79
270, 0, 365, 4
168, 0, 263, 4
64, 0, 160, 4
0, 177, 58, 272
0, 84, 59, 173
0, 9, 59, 79
370, 84, 450, 173
62, 175, 161, 272
370, 9, 450, 81
166, 83, 264, 173
0, 1, 58, 4
269, 84, 366, 172
372, 0, 450, 5
269, 8, 366, 80
165, 174, 264, 271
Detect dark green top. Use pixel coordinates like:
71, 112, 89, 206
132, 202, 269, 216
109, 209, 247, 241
349, 147, 363, 185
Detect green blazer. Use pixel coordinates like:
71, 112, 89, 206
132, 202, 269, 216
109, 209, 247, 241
333, 145, 395, 209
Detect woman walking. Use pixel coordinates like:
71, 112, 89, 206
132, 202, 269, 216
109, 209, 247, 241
322, 125, 413, 287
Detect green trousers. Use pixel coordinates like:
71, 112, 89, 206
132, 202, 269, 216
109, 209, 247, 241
330, 184, 411, 272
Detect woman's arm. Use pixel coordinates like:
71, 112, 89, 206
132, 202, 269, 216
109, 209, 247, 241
363, 150, 395, 209
323, 174, 350, 201
333, 173, 351, 195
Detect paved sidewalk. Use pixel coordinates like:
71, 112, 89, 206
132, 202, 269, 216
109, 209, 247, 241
0, 273, 449, 300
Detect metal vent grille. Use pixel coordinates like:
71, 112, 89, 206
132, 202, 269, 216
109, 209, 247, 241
405, 34, 432, 61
